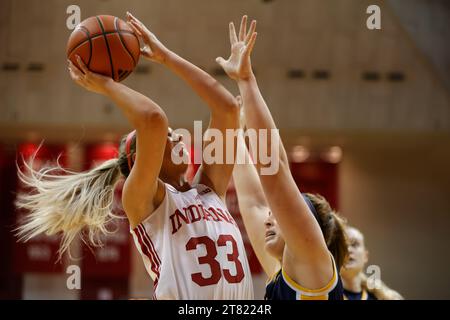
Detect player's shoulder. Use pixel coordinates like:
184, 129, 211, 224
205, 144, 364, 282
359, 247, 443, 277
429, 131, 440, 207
166, 183, 179, 194
265, 258, 344, 300
196, 184, 213, 196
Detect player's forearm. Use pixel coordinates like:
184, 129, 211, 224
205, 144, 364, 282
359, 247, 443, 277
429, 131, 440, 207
233, 138, 279, 277
163, 50, 239, 115
104, 81, 167, 129
237, 76, 289, 167
233, 174, 270, 273
233, 134, 267, 208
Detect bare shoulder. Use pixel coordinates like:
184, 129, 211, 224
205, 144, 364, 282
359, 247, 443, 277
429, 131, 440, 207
123, 179, 166, 229
281, 246, 335, 291
152, 179, 167, 208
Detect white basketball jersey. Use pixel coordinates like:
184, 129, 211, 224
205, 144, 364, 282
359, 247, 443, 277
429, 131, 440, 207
131, 183, 254, 300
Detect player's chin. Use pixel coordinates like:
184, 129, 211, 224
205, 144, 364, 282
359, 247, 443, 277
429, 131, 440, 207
342, 262, 362, 273
264, 233, 276, 244
264, 236, 281, 255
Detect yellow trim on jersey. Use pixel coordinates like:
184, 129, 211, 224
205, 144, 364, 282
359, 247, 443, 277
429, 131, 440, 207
301, 294, 328, 300
361, 290, 368, 300
281, 253, 338, 295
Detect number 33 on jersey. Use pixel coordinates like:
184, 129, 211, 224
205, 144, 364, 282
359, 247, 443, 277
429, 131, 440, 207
131, 183, 254, 300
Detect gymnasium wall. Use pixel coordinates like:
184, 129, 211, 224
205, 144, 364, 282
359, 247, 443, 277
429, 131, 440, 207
0, 0, 449, 140
339, 134, 450, 299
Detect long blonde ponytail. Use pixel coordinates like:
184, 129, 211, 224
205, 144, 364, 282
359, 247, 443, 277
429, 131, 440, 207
15, 153, 123, 260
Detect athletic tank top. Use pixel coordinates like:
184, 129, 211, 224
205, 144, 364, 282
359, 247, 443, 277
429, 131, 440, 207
343, 289, 377, 300
131, 183, 254, 300
265, 254, 343, 300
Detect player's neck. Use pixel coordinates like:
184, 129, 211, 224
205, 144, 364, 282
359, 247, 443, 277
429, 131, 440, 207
161, 173, 190, 191
342, 274, 363, 293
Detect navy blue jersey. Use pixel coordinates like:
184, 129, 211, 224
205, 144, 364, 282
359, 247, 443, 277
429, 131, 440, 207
343, 289, 377, 300
265, 254, 343, 300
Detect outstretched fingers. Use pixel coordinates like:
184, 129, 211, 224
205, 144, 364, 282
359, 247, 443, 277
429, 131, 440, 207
243, 32, 257, 57
126, 11, 144, 27
239, 15, 248, 42
230, 16, 256, 46
128, 20, 145, 37
229, 22, 238, 45
127, 12, 154, 40
75, 55, 89, 74
67, 60, 84, 84
127, 21, 143, 37
245, 20, 257, 44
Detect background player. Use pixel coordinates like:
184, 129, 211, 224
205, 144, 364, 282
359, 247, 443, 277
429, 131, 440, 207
15, 12, 253, 300
341, 226, 404, 300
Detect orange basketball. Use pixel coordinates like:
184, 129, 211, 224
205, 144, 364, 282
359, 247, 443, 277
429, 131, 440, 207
67, 15, 140, 82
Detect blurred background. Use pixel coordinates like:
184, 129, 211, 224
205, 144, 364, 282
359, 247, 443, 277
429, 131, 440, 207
0, 0, 449, 299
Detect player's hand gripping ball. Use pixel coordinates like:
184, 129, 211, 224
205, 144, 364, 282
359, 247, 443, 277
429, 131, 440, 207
67, 15, 140, 82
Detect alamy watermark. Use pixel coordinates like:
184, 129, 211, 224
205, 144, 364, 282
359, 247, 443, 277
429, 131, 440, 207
66, 265, 81, 290
366, 264, 382, 290
171, 121, 280, 176
367, 5, 381, 30
66, 5, 80, 30
66, 4, 381, 31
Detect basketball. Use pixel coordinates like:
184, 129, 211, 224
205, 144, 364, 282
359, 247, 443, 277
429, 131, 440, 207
66, 15, 140, 82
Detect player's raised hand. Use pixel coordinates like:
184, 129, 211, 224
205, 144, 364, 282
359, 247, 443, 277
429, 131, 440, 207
216, 15, 257, 81
126, 11, 169, 64
67, 55, 114, 95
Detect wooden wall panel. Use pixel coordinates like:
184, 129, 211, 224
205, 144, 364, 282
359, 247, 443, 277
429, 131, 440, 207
0, 0, 448, 142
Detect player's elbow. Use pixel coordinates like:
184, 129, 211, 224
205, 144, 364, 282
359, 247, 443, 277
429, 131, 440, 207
214, 96, 240, 118
225, 98, 240, 116
135, 107, 168, 132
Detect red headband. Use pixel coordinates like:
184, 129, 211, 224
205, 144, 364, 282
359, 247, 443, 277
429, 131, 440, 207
125, 130, 136, 171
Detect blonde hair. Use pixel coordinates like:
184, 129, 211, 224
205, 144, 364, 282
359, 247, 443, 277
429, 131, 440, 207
361, 273, 404, 300
15, 151, 123, 260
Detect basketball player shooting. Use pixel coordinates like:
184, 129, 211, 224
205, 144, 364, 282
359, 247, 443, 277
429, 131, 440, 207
15, 12, 253, 300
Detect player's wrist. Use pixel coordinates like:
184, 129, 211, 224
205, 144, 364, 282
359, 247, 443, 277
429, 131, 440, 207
237, 72, 256, 85
102, 78, 119, 96
159, 48, 175, 65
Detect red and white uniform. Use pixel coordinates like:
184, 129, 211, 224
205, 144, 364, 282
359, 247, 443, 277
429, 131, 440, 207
131, 183, 254, 300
